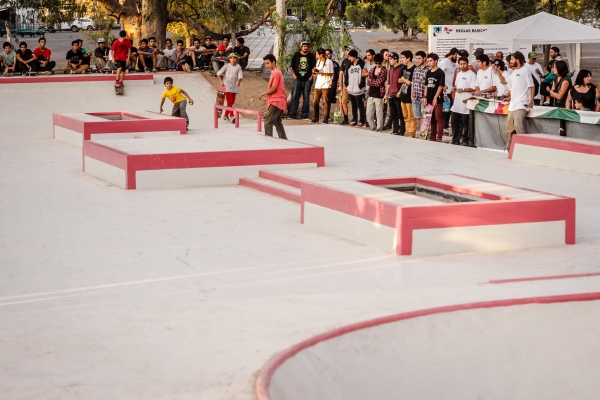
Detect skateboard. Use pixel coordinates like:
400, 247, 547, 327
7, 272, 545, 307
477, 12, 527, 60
115, 82, 124, 95
216, 84, 226, 117
24, 71, 37, 76
417, 104, 434, 140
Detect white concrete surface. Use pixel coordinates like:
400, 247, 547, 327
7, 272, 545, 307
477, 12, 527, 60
2, 73, 600, 400
84, 156, 127, 189
54, 126, 83, 147
513, 143, 600, 175
269, 300, 600, 400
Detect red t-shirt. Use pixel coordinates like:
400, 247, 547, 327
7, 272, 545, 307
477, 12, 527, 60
267, 68, 287, 112
111, 38, 132, 62
33, 47, 51, 60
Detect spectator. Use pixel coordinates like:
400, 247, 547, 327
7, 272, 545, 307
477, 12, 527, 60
0, 42, 17, 76
364, 49, 376, 71
451, 57, 476, 145
232, 38, 250, 69
33, 37, 55, 74
524, 52, 543, 105
16, 41, 37, 75
175, 40, 191, 72
366, 53, 387, 131
566, 69, 599, 111
204, 36, 218, 68
76, 39, 92, 72
337, 46, 353, 125
498, 51, 534, 148
549, 60, 572, 108
344, 49, 367, 127
137, 39, 157, 72
474, 54, 495, 96
288, 41, 315, 120
385, 52, 404, 135
495, 51, 504, 61
259, 54, 288, 139
94, 38, 111, 72
162, 38, 177, 71
411, 51, 429, 131
149, 37, 165, 69
540, 60, 556, 105
423, 53, 445, 142
492, 59, 509, 97
471, 48, 484, 72
380, 48, 391, 129
217, 53, 244, 124
399, 50, 416, 137
211, 44, 229, 73
129, 41, 139, 72
325, 48, 340, 112
188, 38, 207, 71
438, 48, 458, 129
222, 36, 234, 52
311, 48, 334, 124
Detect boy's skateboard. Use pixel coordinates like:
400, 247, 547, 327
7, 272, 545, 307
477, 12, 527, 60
418, 104, 434, 139
115, 82, 124, 95
24, 71, 37, 76
216, 85, 225, 116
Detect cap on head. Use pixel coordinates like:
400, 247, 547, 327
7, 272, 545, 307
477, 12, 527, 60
474, 47, 484, 56
205, 35, 212, 39
97, 38, 105, 43
217, 44, 226, 51
348, 49, 358, 58
458, 49, 469, 58
389, 51, 399, 60
300, 41, 309, 46
528, 51, 538, 59
345, 45, 354, 51
228, 53, 238, 59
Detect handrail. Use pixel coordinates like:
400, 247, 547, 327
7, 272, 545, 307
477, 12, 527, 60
214, 105, 262, 132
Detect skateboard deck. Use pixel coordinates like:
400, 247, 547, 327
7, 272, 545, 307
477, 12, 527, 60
418, 104, 434, 139
216, 85, 226, 116
115, 83, 124, 95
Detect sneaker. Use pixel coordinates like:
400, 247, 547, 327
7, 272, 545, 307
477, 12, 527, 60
321, 120, 328, 124
309, 119, 318, 124
144, 68, 150, 73
70, 70, 75, 74
376, 128, 382, 132
542, 100, 550, 105
371, 127, 376, 131
302, 116, 310, 121
350, 121, 357, 126
40, 71, 51, 75
357, 123, 364, 128
365, 122, 370, 128
152, 68, 157, 73
223, 115, 230, 122
184, 64, 192, 73
231, 117, 235, 124
193, 66, 199, 71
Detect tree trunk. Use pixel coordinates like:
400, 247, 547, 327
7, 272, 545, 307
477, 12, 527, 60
142, 0, 169, 46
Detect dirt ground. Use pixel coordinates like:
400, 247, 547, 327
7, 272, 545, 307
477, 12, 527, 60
367, 37, 428, 55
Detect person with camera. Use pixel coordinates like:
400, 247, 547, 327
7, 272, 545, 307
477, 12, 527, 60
311, 48, 334, 124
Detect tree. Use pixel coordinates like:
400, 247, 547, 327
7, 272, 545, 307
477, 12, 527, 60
477, 0, 506, 24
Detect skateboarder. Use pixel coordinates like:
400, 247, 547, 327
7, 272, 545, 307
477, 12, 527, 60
159, 77, 194, 129
110, 30, 131, 91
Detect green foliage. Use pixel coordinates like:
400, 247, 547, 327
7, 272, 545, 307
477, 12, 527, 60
346, 1, 381, 28
477, 0, 506, 23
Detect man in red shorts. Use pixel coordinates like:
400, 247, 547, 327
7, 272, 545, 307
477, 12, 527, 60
110, 30, 131, 87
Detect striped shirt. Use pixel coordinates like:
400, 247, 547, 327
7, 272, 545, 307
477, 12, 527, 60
411, 64, 430, 101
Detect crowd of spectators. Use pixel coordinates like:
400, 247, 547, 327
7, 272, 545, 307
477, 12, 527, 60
0, 34, 251, 76
286, 42, 595, 146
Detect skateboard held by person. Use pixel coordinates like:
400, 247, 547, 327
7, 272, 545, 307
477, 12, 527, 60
215, 83, 226, 117
418, 104, 434, 139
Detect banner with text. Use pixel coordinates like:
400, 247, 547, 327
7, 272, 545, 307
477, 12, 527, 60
428, 25, 530, 57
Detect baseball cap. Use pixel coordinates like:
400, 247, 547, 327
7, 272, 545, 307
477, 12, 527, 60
458, 49, 469, 57
97, 38, 105, 43
493, 59, 505, 68
348, 49, 358, 58
228, 53, 238, 58
473, 47, 484, 56
217, 44, 226, 51
205, 35, 212, 39
528, 51, 538, 59
300, 41, 309, 46
345, 45, 354, 50
389, 51, 399, 60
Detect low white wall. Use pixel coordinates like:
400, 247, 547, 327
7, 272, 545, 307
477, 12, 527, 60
269, 300, 600, 400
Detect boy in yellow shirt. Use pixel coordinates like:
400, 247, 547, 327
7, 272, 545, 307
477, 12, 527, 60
160, 77, 194, 129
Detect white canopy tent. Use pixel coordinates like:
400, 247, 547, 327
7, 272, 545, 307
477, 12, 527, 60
466, 12, 600, 72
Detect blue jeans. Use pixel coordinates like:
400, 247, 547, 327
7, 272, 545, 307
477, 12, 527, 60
289, 78, 312, 118
166, 59, 175, 69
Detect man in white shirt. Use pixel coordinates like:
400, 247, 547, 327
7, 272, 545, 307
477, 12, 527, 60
498, 51, 534, 148
312, 48, 334, 124
162, 38, 177, 70
492, 59, 509, 97
188, 38, 207, 71
471, 48, 484, 72
475, 53, 496, 96
524, 51, 543, 105
438, 48, 458, 128
450, 56, 476, 145
364, 49, 376, 71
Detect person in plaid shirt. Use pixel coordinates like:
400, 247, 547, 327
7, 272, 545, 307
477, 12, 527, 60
411, 50, 430, 128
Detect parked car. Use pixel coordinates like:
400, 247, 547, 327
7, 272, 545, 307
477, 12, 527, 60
46, 18, 95, 33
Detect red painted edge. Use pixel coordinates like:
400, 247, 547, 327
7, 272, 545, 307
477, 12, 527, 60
0, 74, 153, 85
510, 133, 600, 158
489, 272, 600, 284
255, 291, 600, 400
240, 178, 300, 203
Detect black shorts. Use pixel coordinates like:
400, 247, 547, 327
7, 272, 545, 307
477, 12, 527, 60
115, 60, 127, 69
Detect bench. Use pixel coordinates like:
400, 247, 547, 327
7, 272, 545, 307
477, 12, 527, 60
214, 105, 262, 132
17, 24, 46, 37
509, 133, 600, 175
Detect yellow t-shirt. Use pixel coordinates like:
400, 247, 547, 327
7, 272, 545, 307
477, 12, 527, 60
162, 86, 186, 105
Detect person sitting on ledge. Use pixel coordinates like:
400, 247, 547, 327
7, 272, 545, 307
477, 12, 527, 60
16, 41, 37, 75
65, 40, 88, 74
0, 42, 17, 76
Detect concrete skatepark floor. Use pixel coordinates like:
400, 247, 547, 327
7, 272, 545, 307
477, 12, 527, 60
1, 74, 600, 399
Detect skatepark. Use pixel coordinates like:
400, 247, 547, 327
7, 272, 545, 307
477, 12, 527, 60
1, 72, 600, 399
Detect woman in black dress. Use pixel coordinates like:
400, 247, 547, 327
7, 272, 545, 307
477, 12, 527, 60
566, 69, 600, 111
549, 60, 572, 108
